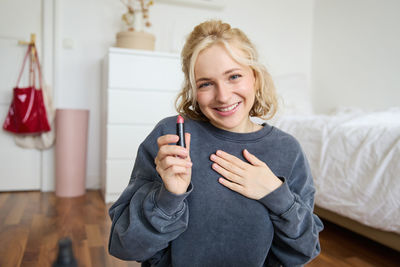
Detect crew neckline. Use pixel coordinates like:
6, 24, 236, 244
195, 119, 274, 142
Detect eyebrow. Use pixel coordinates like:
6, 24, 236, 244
195, 68, 242, 83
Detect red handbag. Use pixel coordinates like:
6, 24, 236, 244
3, 44, 51, 134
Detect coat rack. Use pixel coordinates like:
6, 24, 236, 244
18, 33, 36, 62
18, 33, 36, 46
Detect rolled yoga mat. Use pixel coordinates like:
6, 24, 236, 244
55, 109, 89, 197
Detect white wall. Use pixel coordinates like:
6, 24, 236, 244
311, 0, 400, 113
55, 0, 314, 189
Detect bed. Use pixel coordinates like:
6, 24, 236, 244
263, 74, 400, 251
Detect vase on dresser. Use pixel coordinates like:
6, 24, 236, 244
116, 30, 155, 51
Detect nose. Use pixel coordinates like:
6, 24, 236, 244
215, 82, 231, 103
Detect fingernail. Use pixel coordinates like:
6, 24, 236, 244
210, 154, 216, 160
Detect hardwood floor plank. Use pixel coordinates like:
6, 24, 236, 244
0, 192, 15, 225
4, 192, 27, 225
345, 257, 376, 267
75, 239, 92, 267
0, 225, 29, 267
90, 246, 107, 267
0, 192, 9, 209
86, 224, 104, 247
20, 192, 38, 226
307, 253, 353, 267
37, 232, 58, 267
20, 250, 39, 267
26, 214, 44, 249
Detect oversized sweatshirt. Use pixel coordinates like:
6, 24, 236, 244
108, 116, 323, 267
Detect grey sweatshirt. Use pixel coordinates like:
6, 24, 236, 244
108, 116, 323, 267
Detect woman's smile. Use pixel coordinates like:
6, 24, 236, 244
214, 101, 241, 116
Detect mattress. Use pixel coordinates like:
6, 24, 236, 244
272, 107, 400, 234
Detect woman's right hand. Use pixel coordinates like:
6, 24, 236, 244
154, 133, 192, 195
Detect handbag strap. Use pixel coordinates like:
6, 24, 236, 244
16, 45, 32, 87
16, 44, 43, 89
33, 44, 43, 89
30, 47, 35, 86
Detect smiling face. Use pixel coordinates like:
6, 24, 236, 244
194, 43, 258, 133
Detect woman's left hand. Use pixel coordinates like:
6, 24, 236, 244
210, 149, 283, 200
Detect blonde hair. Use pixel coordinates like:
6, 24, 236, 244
175, 20, 278, 121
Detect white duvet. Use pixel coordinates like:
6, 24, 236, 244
272, 107, 400, 234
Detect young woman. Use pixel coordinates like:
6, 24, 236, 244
109, 20, 323, 267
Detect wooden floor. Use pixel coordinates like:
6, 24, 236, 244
0, 191, 399, 267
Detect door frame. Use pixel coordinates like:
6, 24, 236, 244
41, 0, 57, 191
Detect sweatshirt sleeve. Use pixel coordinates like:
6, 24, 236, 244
108, 129, 192, 263
258, 141, 323, 267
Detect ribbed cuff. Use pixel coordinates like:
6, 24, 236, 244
258, 177, 295, 216
155, 183, 193, 216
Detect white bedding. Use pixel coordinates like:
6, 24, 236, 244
272, 107, 400, 234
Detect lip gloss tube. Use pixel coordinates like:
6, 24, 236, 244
176, 115, 186, 148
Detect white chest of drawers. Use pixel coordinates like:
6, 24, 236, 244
101, 48, 183, 203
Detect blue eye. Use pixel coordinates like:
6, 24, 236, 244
198, 82, 212, 89
230, 74, 241, 80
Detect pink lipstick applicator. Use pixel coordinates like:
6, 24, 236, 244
176, 115, 186, 148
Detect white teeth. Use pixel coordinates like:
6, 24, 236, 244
217, 102, 239, 112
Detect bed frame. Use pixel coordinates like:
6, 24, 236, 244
314, 205, 400, 252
